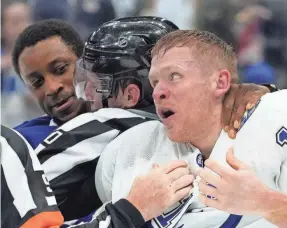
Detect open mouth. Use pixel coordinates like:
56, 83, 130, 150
160, 108, 175, 119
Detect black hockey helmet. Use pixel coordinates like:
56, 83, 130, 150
74, 16, 178, 109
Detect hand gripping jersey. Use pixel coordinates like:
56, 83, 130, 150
1, 125, 146, 228
96, 90, 287, 228
35, 107, 157, 220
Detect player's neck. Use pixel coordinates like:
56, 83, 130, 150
191, 109, 223, 159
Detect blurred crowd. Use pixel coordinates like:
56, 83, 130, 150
1, 0, 287, 127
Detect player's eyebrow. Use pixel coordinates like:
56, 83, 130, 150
24, 71, 43, 81
48, 58, 69, 68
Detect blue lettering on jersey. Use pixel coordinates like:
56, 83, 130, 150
276, 127, 287, 147
144, 195, 192, 228
238, 99, 261, 131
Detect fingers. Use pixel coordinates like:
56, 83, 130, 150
246, 102, 255, 110
171, 174, 194, 191
223, 84, 269, 138
199, 167, 226, 187
199, 194, 220, 209
198, 179, 219, 199
222, 84, 238, 129
203, 159, 232, 178
226, 148, 238, 170
198, 167, 221, 189
226, 148, 249, 170
226, 84, 246, 137
173, 185, 193, 204
244, 88, 267, 111
163, 160, 188, 174
245, 86, 267, 111
168, 167, 190, 183
228, 101, 246, 131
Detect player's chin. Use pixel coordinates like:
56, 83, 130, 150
56, 110, 79, 123
166, 128, 186, 143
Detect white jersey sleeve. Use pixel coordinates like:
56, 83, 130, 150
234, 90, 287, 193
94, 137, 118, 203
208, 90, 287, 193
279, 158, 287, 191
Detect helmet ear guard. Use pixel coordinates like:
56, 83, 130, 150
74, 16, 179, 110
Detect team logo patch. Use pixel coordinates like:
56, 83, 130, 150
196, 154, 204, 167
238, 99, 261, 131
276, 127, 287, 147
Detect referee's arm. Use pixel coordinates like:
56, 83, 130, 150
1, 125, 63, 228
1, 125, 145, 228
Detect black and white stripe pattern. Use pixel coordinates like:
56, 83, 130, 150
35, 108, 158, 220
1, 125, 145, 228
1, 125, 58, 228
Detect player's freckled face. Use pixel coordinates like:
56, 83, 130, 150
19, 37, 87, 123
149, 46, 214, 142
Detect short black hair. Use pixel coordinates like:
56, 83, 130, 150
12, 19, 84, 77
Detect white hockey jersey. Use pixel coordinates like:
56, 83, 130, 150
95, 90, 287, 228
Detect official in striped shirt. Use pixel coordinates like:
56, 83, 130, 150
1, 125, 63, 227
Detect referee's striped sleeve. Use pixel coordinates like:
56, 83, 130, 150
1, 125, 63, 228
1, 125, 145, 228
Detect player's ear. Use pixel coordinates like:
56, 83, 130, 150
214, 69, 231, 97
122, 84, 140, 108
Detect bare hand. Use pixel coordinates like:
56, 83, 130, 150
126, 160, 194, 221
198, 148, 270, 216
222, 83, 269, 139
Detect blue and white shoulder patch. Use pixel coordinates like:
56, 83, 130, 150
276, 127, 287, 147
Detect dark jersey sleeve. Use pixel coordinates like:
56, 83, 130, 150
62, 199, 145, 228
1, 125, 64, 228
1, 125, 145, 228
